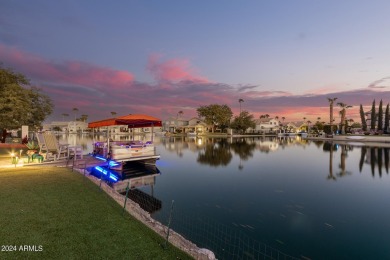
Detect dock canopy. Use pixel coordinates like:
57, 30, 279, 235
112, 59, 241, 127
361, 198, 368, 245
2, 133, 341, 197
88, 114, 162, 128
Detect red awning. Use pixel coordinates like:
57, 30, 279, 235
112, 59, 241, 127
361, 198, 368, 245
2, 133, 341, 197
88, 114, 162, 128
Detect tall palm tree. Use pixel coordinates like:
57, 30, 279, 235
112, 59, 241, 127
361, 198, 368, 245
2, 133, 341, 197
337, 102, 352, 134
238, 99, 244, 115
327, 97, 338, 134
72, 107, 79, 121
81, 114, 88, 122
62, 113, 69, 121
177, 110, 183, 119
307, 120, 312, 133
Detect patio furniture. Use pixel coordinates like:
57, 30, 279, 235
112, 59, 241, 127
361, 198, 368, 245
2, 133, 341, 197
68, 145, 83, 160
42, 133, 69, 160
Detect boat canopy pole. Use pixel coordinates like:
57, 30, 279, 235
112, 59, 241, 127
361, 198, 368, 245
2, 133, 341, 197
107, 126, 110, 156
151, 123, 154, 142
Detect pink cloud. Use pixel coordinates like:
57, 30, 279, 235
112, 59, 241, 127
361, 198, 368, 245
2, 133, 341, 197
2, 44, 390, 124
0, 44, 134, 89
147, 54, 209, 83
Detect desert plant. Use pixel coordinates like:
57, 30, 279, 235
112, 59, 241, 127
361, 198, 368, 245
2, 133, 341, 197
26, 140, 39, 150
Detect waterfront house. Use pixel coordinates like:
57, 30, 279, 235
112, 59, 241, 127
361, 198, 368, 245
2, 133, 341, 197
43, 121, 89, 134
163, 117, 211, 134
253, 118, 280, 133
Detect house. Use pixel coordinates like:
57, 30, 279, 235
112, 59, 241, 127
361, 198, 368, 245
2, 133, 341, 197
162, 117, 211, 134
43, 121, 89, 134
253, 118, 280, 133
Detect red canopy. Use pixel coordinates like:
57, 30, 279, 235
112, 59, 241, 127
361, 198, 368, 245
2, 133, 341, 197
88, 114, 162, 128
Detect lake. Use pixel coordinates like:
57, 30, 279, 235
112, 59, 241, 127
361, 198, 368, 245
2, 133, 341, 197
59, 134, 390, 260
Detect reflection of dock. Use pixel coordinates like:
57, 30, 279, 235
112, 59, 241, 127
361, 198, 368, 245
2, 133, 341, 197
121, 189, 162, 213
89, 161, 162, 214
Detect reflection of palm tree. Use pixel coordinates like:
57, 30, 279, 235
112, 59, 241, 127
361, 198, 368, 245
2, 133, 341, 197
327, 143, 336, 180
238, 158, 243, 170
337, 145, 351, 177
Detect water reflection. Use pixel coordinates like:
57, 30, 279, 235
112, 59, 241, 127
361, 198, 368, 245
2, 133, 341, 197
89, 162, 162, 213
324, 142, 390, 179
197, 139, 232, 167
361, 146, 390, 177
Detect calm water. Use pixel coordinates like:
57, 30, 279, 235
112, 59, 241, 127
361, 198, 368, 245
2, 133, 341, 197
60, 134, 390, 260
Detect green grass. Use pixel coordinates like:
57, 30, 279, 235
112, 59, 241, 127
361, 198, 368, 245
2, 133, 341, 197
0, 166, 192, 259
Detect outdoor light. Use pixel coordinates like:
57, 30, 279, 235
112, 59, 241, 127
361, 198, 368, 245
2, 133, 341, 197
10, 152, 18, 166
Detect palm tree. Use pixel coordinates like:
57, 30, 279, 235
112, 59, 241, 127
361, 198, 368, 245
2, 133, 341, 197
81, 114, 88, 122
337, 102, 352, 134
72, 107, 79, 121
317, 117, 321, 123
327, 97, 338, 134
238, 99, 244, 115
177, 110, 183, 119
307, 120, 312, 133
110, 111, 117, 117
61, 113, 69, 121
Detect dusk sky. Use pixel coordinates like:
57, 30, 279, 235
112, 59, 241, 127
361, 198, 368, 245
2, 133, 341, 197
1, 0, 390, 123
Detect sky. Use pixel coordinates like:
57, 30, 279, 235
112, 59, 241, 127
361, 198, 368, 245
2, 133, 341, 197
1, 0, 390, 124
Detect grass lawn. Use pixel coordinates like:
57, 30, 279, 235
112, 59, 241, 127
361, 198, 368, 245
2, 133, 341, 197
0, 166, 192, 259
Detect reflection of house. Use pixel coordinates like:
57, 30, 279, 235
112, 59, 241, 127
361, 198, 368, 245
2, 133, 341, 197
43, 121, 89, 133
253, 118, 280, 133
163, 117, 212, 134
257, 140, 279, 152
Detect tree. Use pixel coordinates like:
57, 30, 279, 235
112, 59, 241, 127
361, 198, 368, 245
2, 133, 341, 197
327, 97, 338, 133
197, 104, 233, 133
238, 99, 244, 115
26, 87, 54, 129
0, 66, 53, 142
385, 104, 389, 133
337, 102, 352, 134
72, 107, 79, 121
230, 110, 256, 134
177, 110, 183, 119
62, 113, 69, 121
110, 111, 117, 117
371, 100, 376, 130
359, 104, 367, 131
80, 114, 88, 122
378, 100, 383, 131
